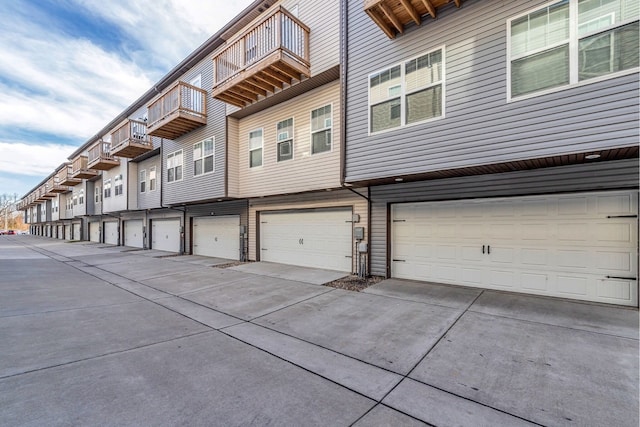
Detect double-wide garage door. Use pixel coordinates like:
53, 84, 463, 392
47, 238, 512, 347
391, 191, 638, 306
152, 219, 180, 252
124, 220, 144, 248
260, 209, 352, 272
193, 216, 239, 260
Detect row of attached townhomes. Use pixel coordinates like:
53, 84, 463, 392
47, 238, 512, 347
20, 0, 639, 307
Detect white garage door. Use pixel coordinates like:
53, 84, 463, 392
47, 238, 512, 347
260, 209, 352, 272
152, 219, 180, 252
104, 221, 119, 245
391, 191, 638, 306
74, 223, 82, 241
89, 222, 100, 242
57, 225, 63, 239
65, 225, 71, 241
193, 216, 240, 260
124, 220, 144, 248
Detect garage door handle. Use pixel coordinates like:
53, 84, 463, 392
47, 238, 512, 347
607, 215, 638, 218
606, 275, 637, 281
487, 245, 490, 254
392, 259, 406, 262
482, 245, 485, 254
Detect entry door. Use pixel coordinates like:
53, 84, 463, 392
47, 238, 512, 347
152, 219, 180, 252
124, 220, 144, 248
104, 221, 118, 245
260, 209, 352, 272
193, 216, 240, 259
391, 191, 638, 306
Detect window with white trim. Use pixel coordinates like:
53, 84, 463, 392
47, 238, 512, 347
509, 0, 639, 98
95, 186, 101, 203
310, 105, 332, 154
149, 166, 157, 191
167, 150, 183, 182
369, 48, 444, 133
73, 194, 78, 206
276, 118, 294, 162
79, 189, 84, 205
140, 170, 146, 193
104, 178, 112, 199
194, 138, 214, 176
249, 129, 263, 168
114, 174, 123, 196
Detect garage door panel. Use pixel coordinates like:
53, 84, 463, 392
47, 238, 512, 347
124, 220, 144, 248
89, 223, 100, 242
261, 209, 352, 272
104, 222, 118, 245
152, 219, 180, 252
391, 191, 638, 306
193, 216, 239, 260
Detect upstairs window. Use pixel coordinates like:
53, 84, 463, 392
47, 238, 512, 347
249, 129, 263, 168
114, 174, 123, 196
310, 105, 332, 154
167, 150, 183, 182
140, 170, 146, 193
104, 178, 112, 199
79, 189, 84, 205
95, 186, 101, 203
369, 48, 444, 133
194, 138, 214, 176
509, 0, 638, 98
149, 166, 157, 191
276, 118, 294, 162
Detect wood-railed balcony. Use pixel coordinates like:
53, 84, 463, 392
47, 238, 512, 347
111, 119, 153, 158
364, 0, 461, 39
147, 82, 207, 140
59, 163, 82, 186
87, 141, 119, 171
48, 175, 70, 194
71, 155, 99, 179
212, 6, 310, 108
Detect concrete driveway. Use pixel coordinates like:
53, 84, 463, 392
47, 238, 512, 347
1, 236, 638, 426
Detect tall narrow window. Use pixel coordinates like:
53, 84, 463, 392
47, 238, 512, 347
167, 150, 183, 182
311, 105, 332, 154
79, 189, 84, 205
140, 170, 146, 193
104, 178, 112, 198
249, 129, 263, 168
114, 174, 123, 196
149, 166, 157, 191
95, 186, 101, 203
194, 138, 214, 176
276, 118, 294, 162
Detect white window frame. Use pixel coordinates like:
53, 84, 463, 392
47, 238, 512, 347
368, 46, 446, 135
140, 170, 146, 193
310, 104, 333, 155
78, 189, 84, 205
114, 174, 123, 196
249, 129, 263, 168
95, 186, 101, 203
167, 150, 183, 183
276, 118, 294, 162
507, 0, 640, 101
149, 166, 157, 192
104, 178, 112, 199
193, 138, 215, 176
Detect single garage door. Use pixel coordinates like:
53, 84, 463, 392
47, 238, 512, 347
57, 225, 63, 239
65, 225, 71, 241
104, 221, 119, 245
74, 223, 82, 241
89, 222, 100, 242
391, 191, 638, 306
152, 219, 180, 252
260, 208, 352, 272
124, 219, 144, 248
193, 216, 240, 259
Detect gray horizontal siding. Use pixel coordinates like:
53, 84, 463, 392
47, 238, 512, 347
345, 0, 640, 182
186, 200, 249, 255
163, 56, 227, 205
137, 155, 162, 209
369, 159, 640, 276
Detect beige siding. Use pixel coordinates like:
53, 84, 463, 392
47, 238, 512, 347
248, 189, 369, 272
236, 81, 341, 198
227, 117, 240, 197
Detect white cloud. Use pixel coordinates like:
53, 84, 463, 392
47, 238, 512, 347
0, 141, 75, 176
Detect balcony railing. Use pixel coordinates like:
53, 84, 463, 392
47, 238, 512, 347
147, 82, 207, 139
71, 155, 99, 179
212, 6, 310, 108
111, 119, 153, 158
59, 163, 82, 186
87, 141, 120, 170
364, 0, 461, 39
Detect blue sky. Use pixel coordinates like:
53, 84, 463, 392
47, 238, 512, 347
0, 0, 253, 201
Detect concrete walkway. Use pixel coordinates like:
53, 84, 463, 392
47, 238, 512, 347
1, 236, 638, 426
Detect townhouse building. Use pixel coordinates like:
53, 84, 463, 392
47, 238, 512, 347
18, 0, 638, 308
346, 0, 639, 306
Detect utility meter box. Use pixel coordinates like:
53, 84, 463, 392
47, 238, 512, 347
358, 242, 368, 253
354, 227, 365, 240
